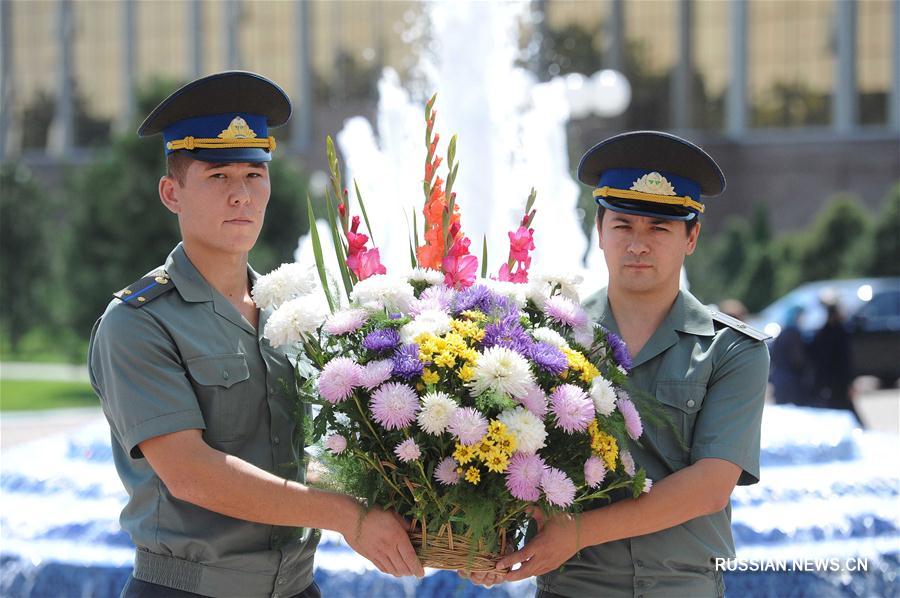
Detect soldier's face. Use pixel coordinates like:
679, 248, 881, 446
161, 160, 271, 255
598, 211, 700, 295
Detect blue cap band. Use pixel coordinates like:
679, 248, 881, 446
597, 168, 701, 202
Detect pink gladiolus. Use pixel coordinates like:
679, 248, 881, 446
508, 227, 535, 263
442, 253, 478, 289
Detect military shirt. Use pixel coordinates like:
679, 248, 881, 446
538, 288, 769, 598
88, 243, 319, 598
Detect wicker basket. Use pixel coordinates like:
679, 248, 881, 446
408, 525, 508, 572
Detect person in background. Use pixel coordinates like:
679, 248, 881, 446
769, 306, 814, 406
810, 298, 863, 426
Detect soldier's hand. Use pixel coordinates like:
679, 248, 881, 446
343, 506, 425, 578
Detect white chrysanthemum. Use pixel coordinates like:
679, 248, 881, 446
264, 295, 328, 347
406, 267, 445, 286
590, 376, 617, 417
323, 308, 369, 335
417, 391, 458, 435
252, 263, 319, 309
468, 346, 535, 398
349, 274, 416, 313
529, 271, 584, 302
400, 308, 452, 344
532, 327, 570, 350
498, 406, 547, 455
525, 282, 551, 310
480, 278, 528, 308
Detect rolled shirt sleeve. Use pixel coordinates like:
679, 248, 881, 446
690, 332, 770, 485
89, 303, 205, 458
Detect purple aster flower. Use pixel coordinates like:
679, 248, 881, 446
505, 452, 546, 501
528, 342, 568, 375
318, 357, 362, 404
434, 457, 461, 485
413, 285, 457, 315
448, 407, 488, 445
358, 359, 393, 390
363, 328, 401, 353
394, 438, 421, 463
543, 295, 588, 328
550, 384, 594, 433
605, 329, 633, 371
483, 314, 533, 354
616, 396, 643, 440
541, 467, 576, 507
517, 383, 549, 418
392, 343, 424, 380
324, 433, 347, 455
453, 284, 494, 314
369, 382, 419, 430
584, 455, 607, 488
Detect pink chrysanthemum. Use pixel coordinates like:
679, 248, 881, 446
643, 478, 653, 493
505, 452, 546, 501
584, 455, 607, 488
394, 438, 421, 462
550, 384, 594, 433
324, 433, 347, 454
541, 467, 576, 507
318, 357, 362, 404
617, 396, 643, 440
358, 359, 393, 390
517, 383, 548, 418
621, 449, 636, 476
323, 308, 369, 335
543, 295, 588, 328
448, 407, 489, 445
434, 457, 461, 485
369, 382, 419, 430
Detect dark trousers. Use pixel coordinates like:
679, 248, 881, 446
121, 576, 321, 598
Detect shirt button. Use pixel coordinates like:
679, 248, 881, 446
277, 578, 285, 585
222, 370, 230, 380
635, 560, 644, 567
637, 580, 647, 588
686, 399, 695, 408
273, 436, 280, 445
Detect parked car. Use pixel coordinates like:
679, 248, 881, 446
746, 278, 900, 386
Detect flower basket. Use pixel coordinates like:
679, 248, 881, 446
409, 525, 507, 572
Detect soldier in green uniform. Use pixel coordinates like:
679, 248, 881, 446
474, 131, 769, 596
88, 71, 424, 598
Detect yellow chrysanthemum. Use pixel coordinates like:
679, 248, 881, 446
433, 352, 457, 369
465, 466, 481, 484
591, 430, 619, 472
488, 420, 506, 436
453, 443, 476, 465
422, 368, 440, 385
485, 451, 509, 473
581, 362, 600, 383
461, 310, 487, 322
475, 437, 495, 460
460, 348, 479, 363
458, 364, 476, 382
493, 433, 517, 455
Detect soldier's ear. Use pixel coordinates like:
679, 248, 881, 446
685, 220, 701, 255
159, 175, 182, 215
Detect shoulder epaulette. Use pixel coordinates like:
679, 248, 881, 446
709, 309, 771, 341
113, 269, 175, 308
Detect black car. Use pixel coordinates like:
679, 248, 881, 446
747, 278, 900, 386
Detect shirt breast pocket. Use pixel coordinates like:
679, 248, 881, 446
654, 380, 706, 463
186, 353, 251, 443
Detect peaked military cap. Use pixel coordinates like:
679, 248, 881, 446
577, 131, 725, 221
138, 70, 291, 163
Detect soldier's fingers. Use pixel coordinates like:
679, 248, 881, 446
396, 536, 425, 577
